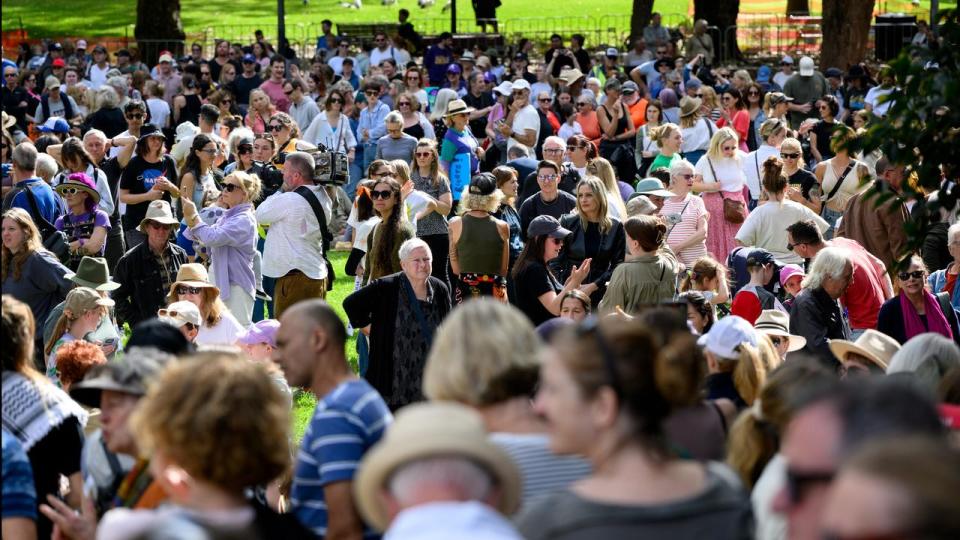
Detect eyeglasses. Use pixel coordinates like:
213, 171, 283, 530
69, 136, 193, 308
543, 147, 563, 154
784, 467, 834, 505
819, 105, 829, 110
786, 241, 806, 251
200, 71, 211, 76
676, 173, 694, 179
781, 152, 801, 159
327, 98, 342, 105
222, 183, 242, 192
222, 99, 233, 104
364, 90, 379, 96
576, 103, 588, 108
567, 145, 584, 151
4, 73, 18, 78
748, 90, 760, 96
722, 96, 733, 101
370, 189, 393, 199
371, 171, 392, 179
176, 286, 204, 295
59, 187, 81, 195
415, 151, 432, 158
547, 237, 564, 246
538, 97, 552, 102
398, 101, 411, 107
266, 124, 284, 132
200, 147, 219, 155
405, 75, 420, 81
537, 173, 559, 181
898, 270, 924, 281
695, 93, 703, 97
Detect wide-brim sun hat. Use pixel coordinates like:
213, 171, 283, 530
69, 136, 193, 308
680, 96, 703, 118
560, 68, 585, 85
167, 263, 220, 299
137, 200, 179, 233
64, 256, 120, 291
754, 310, 806, 352
55, 175, 101, 206
828, 329, 901, 371
444, 99, 476, 117
354, 402, 521, 532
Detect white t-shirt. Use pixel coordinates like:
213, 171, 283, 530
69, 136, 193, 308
864, 86, 895, 117
773, 71, 794, 90
509, 104, 541, 153
557, 120, 583, 141
742, 145, 781, 200
87, 63, 111, 90
195, 311, 245, 346
146, 97, 171, 129
735, 199, 829, 264
369, 47, 399, 67
695, 152, 748, 193
680, 117, 715, 155
347, 206, 381, 252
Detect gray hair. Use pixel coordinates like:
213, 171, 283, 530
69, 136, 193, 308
35, 153, 59, 182
388, 457, 493, 506
669, 158, 695, 180
887, 333, 960, 394
507, 144, 530, 160
802, 247, 851, 290
398, 238, 431, 261
285, 151, 315, 182
385, 111, 403, 125
83, 129, 107, 144
11, 141, 38, 172
95, 86, 120, 110
543, 135, 566, 149
577, 92, 598, 108
948, 222, 960, 245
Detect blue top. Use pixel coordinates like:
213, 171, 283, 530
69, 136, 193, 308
439, 127, 479, 200
9, 177, 66, 225
358, 101, 391, 146
291, 379, 392, 538
2, 428, 37, 520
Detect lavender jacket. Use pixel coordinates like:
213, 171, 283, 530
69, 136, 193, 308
184, 203, 257, 300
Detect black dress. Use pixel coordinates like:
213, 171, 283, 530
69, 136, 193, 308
403, 121, 425, 140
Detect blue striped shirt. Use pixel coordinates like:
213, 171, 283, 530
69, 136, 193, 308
291, 379, 392, 538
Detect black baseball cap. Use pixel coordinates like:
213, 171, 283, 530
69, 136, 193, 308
468, 172, 496, 196
527, 215, 571, 240
746, 248, 776, 267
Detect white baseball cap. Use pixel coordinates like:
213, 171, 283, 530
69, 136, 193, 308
158, 301, 202, 328
697, 315, 759, 359
798, 56, 815, 77
511, 79, 531, 91
493, 81, 513, 96
76, 39, 88, 50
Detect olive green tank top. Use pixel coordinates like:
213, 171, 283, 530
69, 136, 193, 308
456, 214, 504, 275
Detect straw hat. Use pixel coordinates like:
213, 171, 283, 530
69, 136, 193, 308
444, 99, 475, 117
560, 68, 585, 85
2, 111, 15, 129
679, 96, 703, 118
829, 329, 901, 371
353, 402, 521, 532
137, 200, 179, 233
64, 287, 115, 317
55, 174, 101, 206
167, 263, 220, 299
64, 256, 120, 291
754, 310, 806, 352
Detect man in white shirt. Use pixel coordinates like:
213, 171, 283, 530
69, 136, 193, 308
773, 55, 795, 90
256, 151, 333, 318
499, 79, 540, 154
170, 104, 225, 167
368, 32, 399, 67
86, 45, 111, 90
328, 39, 355, 76
286, 79, 320, 132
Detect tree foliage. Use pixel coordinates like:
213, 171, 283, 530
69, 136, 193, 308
630, 0, 655, 41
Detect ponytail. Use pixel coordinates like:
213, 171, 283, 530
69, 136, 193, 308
732, 342, 766, 406
761, 155, 787, 197
44, 311, 76, 357
726, 406, 777, 489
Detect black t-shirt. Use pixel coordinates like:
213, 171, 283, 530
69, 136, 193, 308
812, 120, 838, 160
100, 156, 124, 222
29, 416, 84, 540
545, 48, 576, 78
789, 168, 818, 202
463, 91, 494, 137
516, 260, 562, 326
518, 190, 577, 237
228, 73, 263, 105
119, 154, 178, 230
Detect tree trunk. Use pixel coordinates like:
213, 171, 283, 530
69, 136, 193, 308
135, 0, 186, 65
786, 0, 810, 15
694, 0, 741, 63
630, 0, 656, 42
821, 0, 875, 69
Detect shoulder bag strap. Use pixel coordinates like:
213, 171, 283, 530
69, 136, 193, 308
704, 116, 714, 137
823, 161, 855, 203
706, 157, 719, 187
22, 184, 56, 234
402, 275, 433, 343
294, 186, 332, 248
755, 152, 761, 184
667, 198, 691, 237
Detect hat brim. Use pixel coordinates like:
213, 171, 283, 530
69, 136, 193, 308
137, 131, 166, 143
55, 182, 101, 205
70, 375, 143, 408
828, 340, 888, 370
637, 189, 676, 198
757, 327, 807, 352
444, 107, 476, 117
548, 226, 573, 239
64, 271, 121, 291
799, 67, 814, 77
353, 434, 521, 532
138, 215, 179, 233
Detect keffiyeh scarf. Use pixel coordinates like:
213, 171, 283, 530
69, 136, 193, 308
2, 371, 88, 451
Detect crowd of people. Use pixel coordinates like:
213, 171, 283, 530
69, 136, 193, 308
3, 10, 960, 540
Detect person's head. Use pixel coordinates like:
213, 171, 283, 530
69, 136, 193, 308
761, 155, 788, 197
218, 62, 236, 85
697, 315, 768, 405
131, 353, 290, 500
198, 103, 220, 129
875, 155, 906, 191
643, 99, 663, 124
363, 80, 383, 106
623, 215, 667, 256
678, 291, 714, 334
384, 110, 403, 138
430, 88, 459, 122
707, 126, 739, 160
413, 138, 442, 180
249, 89, 271, 112
1, 295, 37, 375
403, 67, 422, 89
491, 166, 519, 203
778, 264, 805, 298
281, 151, 315, 191
565, 134, 595, 164
2, 208, 42, 273
274, 299, 348, 388
252, 133, 275, 162
56, 171, 100, 213
649, 122, 682, 153
560, 290, 592, 322
759, 118, 787, 148
802, 247, 853, 299
829, 124, 857, 156
10, 141, 37, 179
773, 377, 946, 540
460, 171, 502, 214
778, 136, 804, 168
266, 111, 297, 143
183, 133, 218, 177
668, 159, 696, 194
370, 176, 401, 216
46, 287, 113, 357
535, 160, 561, 196
722, 87, 746, 110
575, 176, 610, 226
785, 219, 825, 259
398, 238, 433, 285
54, 340, 107, 392
157, 300, 201, 342
220, 170, 261, 209
819, 94, 840, 120
852, 109, 870, 130
268, 55, 286, 80
513, 216, 571, 277
896, 254, 927, 299
575, 92, 596, 114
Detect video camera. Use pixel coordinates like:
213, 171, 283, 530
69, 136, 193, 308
311, 143, 350, 186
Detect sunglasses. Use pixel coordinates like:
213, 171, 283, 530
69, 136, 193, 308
222, 183, 242, 193
146, 221, 171, 230
676, 173, 694, 179
176, 286, 204, 295
200, 71, 211, 76
398, 101, 411, 106
284, 89, 294, 95
781, 152, 801, 159
543, 147, 563, 153
576, 103, 588, 108
415, 151, 432, 158
238, 146, 253, 155
898, 270, 924, 281
221, 99, 233, 104
748, 90, 760, 95
406, 75, 420, 80
722, 145, 737, 151
4, 73, 18, 78
537, 173, 559, 181
266, 125, 284, 132
59, 187, 82, 195
566, 145, 584, 150
365, 90, 379, 96
784, 467, 834, 505
538, 97, 552, 102
200, 148, 219, 155
722, 96, 733, 101
786, 241, 806, 251
327, 98, 342, 105
695, 93, 703, 97
370, 189, 394, 200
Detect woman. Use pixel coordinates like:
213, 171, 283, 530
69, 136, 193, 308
2, 128, 14, 198
118, 125, 179, 249
176, 134, 219, 261
516, 318, 752, 539
717, 88, 749, 152
693, 127, 749, 263
84, 87, 126, 138
302, 89, 357, 162
2, 295, 87, 540
814, 125, 870, 237
744, 118, 787, 203
744, 83, 765, 152
599, 215, 679, 314
376, 111, 418, 164
18, 71, 41, 124
679, 97, 713, 166
554, 177, 625, 306
439, 99, 483, 211
252, 41, 270, 69
877, 255, 960, 346
699, 86, 722, 123
55, 136, 115, 217
344, 238, 452, 410
172, 74, 202, 127
929, 223, 960, 311
808, 95, 841, 165
659, 88, 681, 124
485, 81, 513, 165
597, 79, 637, 182
566, 134, 596, 180
165, 263, 244, 346
54, 173, 111, 270
410, 139, 452, 283
512, 215, 591, 326
422, 299, 591, 508
585, 157, 629, 219
779, 137, 821, 213
3, 208, 72, 362
679, 290, 715, 334
429, 88, 459, 144
491, 166, 524, 277
575, 93, 601, 145
364, 176, 416, 285
559, 289, 592, 322
217, 61, 237, 88
267, 112, 301, 170
648, 122, 683, 173
397, 92, 435, 140
44, 286, 112, 385
449, 173, 510, 302
659, 159, 708, 267
634, 100, 663, 177
403, 67, 430, 110
244, 89, 276, 135
208, 88, 239, 119
182, 172, 260, 327
736, 157, 829, 264
698, 314, 772, 409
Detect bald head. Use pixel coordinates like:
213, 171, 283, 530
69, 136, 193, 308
286, 299, 347, 350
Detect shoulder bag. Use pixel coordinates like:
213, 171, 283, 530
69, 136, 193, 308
295, 186, 336, 291
22, 186, 71, 263
707, 157, 746, 224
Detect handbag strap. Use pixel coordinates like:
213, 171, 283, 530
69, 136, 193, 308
294, 186, 333, 250
402, 275, 433, 343
824, 161, 856, 203
706, 157, 719, 185
667, 198, 691, 237
21, 183, 57, 235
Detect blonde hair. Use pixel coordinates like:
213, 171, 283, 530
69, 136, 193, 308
707, 127, 740, 160
711, 334, 778, 407
1, 208, 44, 281
45, 302, 105, 357
699, 86, 719, 111
680, 255, 727, 292
227, 171, 262, 203
458, 185, 504, 214
248, 89, 272, 111
165, 288, 227, 326
130, 352, 291, 493
585, 158, 628, 220
423, 299, 540, 406
649, 122, 681, 149
414, 138, 449, 190
390, 159, 411, 184
574, 176, 613, 234
780, 137, 802, 155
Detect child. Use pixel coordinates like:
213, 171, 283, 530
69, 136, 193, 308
779, 264, 805, 311
236, 319, 292, 408
557, 102, 582, 141
730, 249, 786, 324
680, 256, 731, 319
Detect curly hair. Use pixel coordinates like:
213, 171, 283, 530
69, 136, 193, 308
55, 340, 107, 389
130, 352, 291, 493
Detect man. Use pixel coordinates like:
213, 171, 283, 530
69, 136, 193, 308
568, 34, 592, 78
157, 300, 201, 343
499, 79, 539, 156
86, 44, 111, 90
258, 55, 290, 113
154, 53, 182, 107
34, 76, 81, 126
379, 58, 399, 82
588, 48, 623, 87
353, 403, 522, 539
788, 246, 853, 367
358, 80, 391, 174
287, 79, 320, 133
38, 42, 64, 81
375, 115, 418, 164
228, 54, 263, 111
518, 160, 577, 236
787, 220, 892, 339
510, 53, 537, 85
256, 152, 333, 317
2, 64, 30, 132
443, 64, 467, 97
397, 9, 423, 54
621, 81, 648, 128
463, 71, 494, 137
730, 249, 785, 324
369, 32, 400, 67
170, 104, 224, 167
339, 58, 361, 90
544, 34, 577, 77
505, 144, 538, 184
3, 142, 65, 225
315, 19, 336, 55
328, 39, 354, 77
518, 136, 577, 202
836, 156, 910, 274
624, 37, 654, 70
783, 56, 828, 130
424, 32, 454, 86
113, 200, 188, 327
864, 66, 897, 119
684, 19, 714, 64
113, 49, 141, 75
274, 299, 392, 539
643, 12, 671, 50
629, 45, 671, 91
773, 55, 795, 90
824, 67, 846, 122
771, 378, 946, 540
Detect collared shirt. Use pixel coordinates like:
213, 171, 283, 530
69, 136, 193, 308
256, 185, 332, 279
358, 101, 391, 144
384, 501, 524, 540
184, 202, 257, 299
